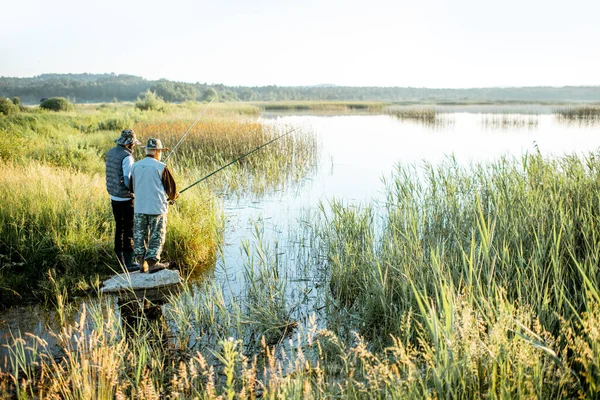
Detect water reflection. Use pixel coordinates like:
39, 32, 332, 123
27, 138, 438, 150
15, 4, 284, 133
118, 295, 168, 343
481, 114, 539, 131
554, 115, 600, 127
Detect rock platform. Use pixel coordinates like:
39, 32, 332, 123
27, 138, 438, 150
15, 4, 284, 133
100, 269, 182, 294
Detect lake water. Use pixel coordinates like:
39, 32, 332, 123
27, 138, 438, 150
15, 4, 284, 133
2, 111, 599, 362
220, 112, 600, 286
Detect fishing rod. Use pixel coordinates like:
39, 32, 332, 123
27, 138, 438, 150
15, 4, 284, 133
164, 98, 214, 163
179, 127, 296, 195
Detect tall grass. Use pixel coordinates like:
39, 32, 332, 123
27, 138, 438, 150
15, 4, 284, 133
321, 153, 600, 337
0, 103, 316, 303
315, 151, 600, 396
135, 118, 318, 194
3, 151, 600, 398
0, 161, 217, 305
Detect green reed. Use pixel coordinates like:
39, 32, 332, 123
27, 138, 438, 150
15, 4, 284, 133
554, 105, 600, 123
387, 107, 437, 121
5, 148, 600, 397
3, 281, 597, 398
314, 151, 600, 397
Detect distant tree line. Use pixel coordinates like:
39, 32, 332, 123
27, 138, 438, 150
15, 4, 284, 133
1, 73, 600, 104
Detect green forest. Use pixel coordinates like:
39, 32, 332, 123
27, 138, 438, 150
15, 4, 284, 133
2, 73, 600, 104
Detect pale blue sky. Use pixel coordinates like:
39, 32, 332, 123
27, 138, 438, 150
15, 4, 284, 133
2, 0, 598, 87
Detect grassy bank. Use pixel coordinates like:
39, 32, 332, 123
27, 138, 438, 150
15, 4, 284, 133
3, 152, 600, 398
0, 103, 317, 305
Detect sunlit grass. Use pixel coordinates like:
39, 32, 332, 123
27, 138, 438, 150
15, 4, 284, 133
7, 103, 600, 397
0, 161, 218, 305
0, 102, 317, 303
135, 118, 318, 194
4, 152, 600, 398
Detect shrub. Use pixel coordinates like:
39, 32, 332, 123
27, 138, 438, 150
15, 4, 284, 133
135, 90, 167, 111
40, 97, 75, 112
0, 98, 19, 116
12, 96, 21, 106
201, 88, 219, 102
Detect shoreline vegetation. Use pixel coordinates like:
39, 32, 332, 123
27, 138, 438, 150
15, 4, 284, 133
0, 102, 317, 306
2, 151, 600, 397
2, 99, 600, 397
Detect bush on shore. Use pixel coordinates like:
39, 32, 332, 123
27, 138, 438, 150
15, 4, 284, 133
0, 98, 19, 116
135, 90, 167, 112
40, 97, 75, 112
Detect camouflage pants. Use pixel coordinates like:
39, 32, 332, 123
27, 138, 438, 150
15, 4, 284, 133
133, 213, 167, 261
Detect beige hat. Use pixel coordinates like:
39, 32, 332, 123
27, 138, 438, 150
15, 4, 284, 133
143, 138, 169, 151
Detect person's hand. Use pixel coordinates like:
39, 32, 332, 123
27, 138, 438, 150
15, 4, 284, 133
169, 192, 180, 205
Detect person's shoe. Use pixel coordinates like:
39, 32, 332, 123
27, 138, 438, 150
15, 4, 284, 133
144, 259, 169, 274
123, 251, 140, 273
137, 256, 148, 272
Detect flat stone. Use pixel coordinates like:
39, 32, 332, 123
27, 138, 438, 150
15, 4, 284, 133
100, 269, 182, 294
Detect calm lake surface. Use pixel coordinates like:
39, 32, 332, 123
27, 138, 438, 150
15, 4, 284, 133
2, 111, 599, 361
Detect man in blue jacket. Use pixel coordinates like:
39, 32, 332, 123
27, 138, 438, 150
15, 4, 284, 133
131, 138, 179, 273
105, 129, 141, 272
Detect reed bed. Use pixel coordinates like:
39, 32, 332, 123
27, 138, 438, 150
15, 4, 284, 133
134, 118, 318, 194
386, 107, 453, 128
3, 152, 600, 398
315, 151, 600, 397
387, 107, 436, 121
554, 105, 600, 124
254, 101, 387, 113
481, 114, 539, 130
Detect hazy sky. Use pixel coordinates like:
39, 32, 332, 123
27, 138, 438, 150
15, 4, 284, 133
3, 0, 598, 88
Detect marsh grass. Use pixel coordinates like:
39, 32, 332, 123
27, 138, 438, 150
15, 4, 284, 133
2, 274, 599, 398
481, 113, 539, 130
254, 101, 387, 113
386, 107, 454, 128
554, 105, 600, 124
7, 105, 600, 397
0, 102, 316, 303
313, 151, 600, 396
0, 160, 218, 305
321, 153, 600, 338
4, 152, 600, 397
135, 118, 318, 194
